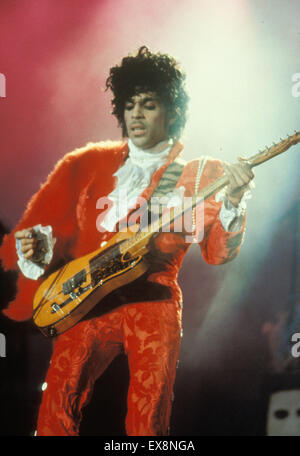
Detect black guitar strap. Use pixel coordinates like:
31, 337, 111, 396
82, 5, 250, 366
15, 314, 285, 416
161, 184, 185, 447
134, 156, 187, 230
150, 156, 186, 198
125, 156, 187, 231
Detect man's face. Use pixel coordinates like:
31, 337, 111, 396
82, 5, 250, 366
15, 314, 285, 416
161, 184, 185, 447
124, 92, 171, 149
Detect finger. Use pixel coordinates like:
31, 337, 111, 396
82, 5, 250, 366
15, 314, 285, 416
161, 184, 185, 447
20, 242, 36, 253
237, 165, 255, 184
237, 158, 254, 178
232, 171, 245, 188
224, 163, 236, 181
224, 164, 243, 188
239, 163, 254, 179
14, 229, 35, 239
231, 167, 250, 186
237, 156, 249, 163
20, 243, 35, 254
14, 230, 28, 239
231, 163, 254, 185
24, 249, 34, 259
21, 238, 37, 247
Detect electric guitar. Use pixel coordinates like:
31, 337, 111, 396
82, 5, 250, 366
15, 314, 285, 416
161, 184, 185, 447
32, 132, 300, 337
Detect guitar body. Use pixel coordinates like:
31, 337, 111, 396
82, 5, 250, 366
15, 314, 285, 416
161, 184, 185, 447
33, 226, 150, 337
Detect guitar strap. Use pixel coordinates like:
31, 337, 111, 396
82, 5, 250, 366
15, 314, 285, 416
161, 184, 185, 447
135, 157, 187, 230
126, 156, 186, 231
150, 156, 186, 198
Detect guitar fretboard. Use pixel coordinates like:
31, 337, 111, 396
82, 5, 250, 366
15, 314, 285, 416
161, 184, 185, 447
119, 131, 300, 255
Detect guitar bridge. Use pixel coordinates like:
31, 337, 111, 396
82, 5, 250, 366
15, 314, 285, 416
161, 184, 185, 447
50, 284, 92, 314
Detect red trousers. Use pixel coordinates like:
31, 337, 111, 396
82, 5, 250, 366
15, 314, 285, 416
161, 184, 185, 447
36, 300, 182, 436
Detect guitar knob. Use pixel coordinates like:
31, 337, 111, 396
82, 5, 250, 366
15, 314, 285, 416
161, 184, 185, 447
48, 326, 57, 338
123, 252, 131, 261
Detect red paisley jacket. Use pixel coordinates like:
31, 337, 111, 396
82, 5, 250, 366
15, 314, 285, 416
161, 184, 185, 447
0, 140, 246, 321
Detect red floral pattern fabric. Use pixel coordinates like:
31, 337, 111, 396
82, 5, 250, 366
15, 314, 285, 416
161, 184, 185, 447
0, 141, 246, 435
37, 301, 182, 436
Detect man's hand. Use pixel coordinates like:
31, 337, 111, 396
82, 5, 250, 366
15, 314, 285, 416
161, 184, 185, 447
15, 227, 49, 264
15, 228, 37, 260
223, 157, 255, 207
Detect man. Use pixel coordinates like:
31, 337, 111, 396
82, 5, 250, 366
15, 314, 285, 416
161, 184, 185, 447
0, 46, 254, 436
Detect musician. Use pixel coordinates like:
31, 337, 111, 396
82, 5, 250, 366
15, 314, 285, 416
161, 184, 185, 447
0, 46, 254, 436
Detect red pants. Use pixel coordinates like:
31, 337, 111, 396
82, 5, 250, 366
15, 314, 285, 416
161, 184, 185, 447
36, 300, 182, 436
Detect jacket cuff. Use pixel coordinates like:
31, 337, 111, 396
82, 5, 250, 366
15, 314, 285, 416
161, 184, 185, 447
16, 224, 56, 280
216, 188, 252, 232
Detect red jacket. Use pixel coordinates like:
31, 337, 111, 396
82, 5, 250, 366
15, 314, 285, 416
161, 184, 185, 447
0, 140, 246, 321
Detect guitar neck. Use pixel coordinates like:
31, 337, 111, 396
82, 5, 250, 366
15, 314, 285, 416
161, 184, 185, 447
119, 131, 300, 254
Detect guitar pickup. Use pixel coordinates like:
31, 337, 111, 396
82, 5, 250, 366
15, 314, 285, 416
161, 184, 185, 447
62, 270, 87, 295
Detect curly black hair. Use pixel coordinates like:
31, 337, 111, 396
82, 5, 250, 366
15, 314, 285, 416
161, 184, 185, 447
105, 46, 189, 140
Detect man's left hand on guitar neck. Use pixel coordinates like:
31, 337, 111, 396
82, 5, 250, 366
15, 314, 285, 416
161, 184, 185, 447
223, 157, 255, 207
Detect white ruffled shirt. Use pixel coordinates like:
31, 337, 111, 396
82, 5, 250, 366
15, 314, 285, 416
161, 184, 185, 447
16, 140, 251, 279
100, 138, 174, 232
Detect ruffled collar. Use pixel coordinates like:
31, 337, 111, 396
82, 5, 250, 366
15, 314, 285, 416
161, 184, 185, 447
100, 138, 173, 232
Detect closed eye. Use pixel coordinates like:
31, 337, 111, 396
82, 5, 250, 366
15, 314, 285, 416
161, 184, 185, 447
144, 104, 156, 110
124, 103, 134, 111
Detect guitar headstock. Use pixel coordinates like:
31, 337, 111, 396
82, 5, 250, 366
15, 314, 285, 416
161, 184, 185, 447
248, 130, 300, 167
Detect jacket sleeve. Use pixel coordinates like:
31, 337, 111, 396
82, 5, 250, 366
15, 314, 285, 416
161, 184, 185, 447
197, 158, 246, 265
0, 151, 80, 321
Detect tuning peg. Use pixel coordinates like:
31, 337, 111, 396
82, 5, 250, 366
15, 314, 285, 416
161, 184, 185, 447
280, 137, 284, 142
